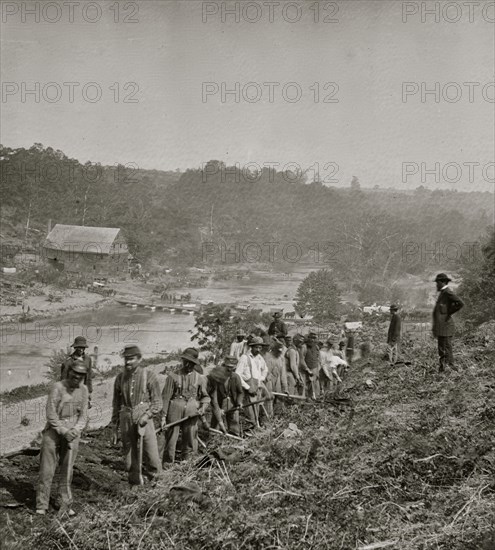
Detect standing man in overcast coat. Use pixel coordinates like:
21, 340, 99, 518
432, 273, 464, 372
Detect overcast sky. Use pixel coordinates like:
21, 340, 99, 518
1, 0, 494, 190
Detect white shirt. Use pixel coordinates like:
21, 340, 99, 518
236, 352, 268, 390
319, 349, 347, 378
230, 340, 248, 360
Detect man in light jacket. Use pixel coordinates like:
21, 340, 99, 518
36, 359, 88, 516
235, 337, 268, 428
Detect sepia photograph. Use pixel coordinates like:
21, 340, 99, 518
0, 0, 494, 548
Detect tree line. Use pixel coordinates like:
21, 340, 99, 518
1, 147, 493, 301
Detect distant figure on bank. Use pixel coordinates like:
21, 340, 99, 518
61, 337, 93, 408
432, 273, 464, 372
268, 311, 288, 340
229, 330, 248, 360
36, 358, 88, 516
387, 304, 402, 366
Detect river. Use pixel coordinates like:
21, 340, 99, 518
0, 267, 313, 391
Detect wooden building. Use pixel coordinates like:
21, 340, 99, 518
43, 224, 129, 279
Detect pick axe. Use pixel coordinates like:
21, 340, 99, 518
272, 391, 306, 401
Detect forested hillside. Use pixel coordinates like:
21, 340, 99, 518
1, 146, 493, 289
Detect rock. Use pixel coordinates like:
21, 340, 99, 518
282, 423, 302, 438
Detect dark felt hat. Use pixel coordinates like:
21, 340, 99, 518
72, 336, 88, 348
390, 304, 399, 310
223, 356, 238, 368
434, 273, 451, 282
123, 344, 142, 358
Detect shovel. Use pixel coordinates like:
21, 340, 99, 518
272, 392, 306, 401
137, 424, 145, 486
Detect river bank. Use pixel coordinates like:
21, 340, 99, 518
0, 287, 112, 324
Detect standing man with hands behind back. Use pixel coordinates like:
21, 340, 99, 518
432, 273, 464, 373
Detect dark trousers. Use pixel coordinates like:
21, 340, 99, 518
437, 336, 454, 369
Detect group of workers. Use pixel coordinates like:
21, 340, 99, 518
34, 272, 463, 516
34, 319, 351, 516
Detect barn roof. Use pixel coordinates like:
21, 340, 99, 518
44, 224, 124, 254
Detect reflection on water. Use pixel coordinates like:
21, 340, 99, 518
0, 267, 312, 391
0, 307, 196, 391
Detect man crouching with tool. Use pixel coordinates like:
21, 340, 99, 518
160, 348, 210, 465
207, 356, 244, 437
111, 345, 162, 486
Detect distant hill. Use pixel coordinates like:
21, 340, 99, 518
1, 147, 493, 292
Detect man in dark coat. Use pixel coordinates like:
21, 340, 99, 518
387, 304, 402, 366
432, 273, 464, 372
111, 345, 162, 485
268, 311, 288, 340
61, 336, 93, 408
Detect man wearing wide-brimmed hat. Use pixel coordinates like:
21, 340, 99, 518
432, 273, 464, 372
61, 336, 93, 407
161, 348, 210, 464
36, 358, 89, 516
111, 345, 162, 485
207, 356, 244, 436
235, 336, 268, 428
387, 304, 402, 366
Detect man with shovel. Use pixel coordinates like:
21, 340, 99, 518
111, 345, 162, 485
36, 358, 89, 516
161, 348, 210, 464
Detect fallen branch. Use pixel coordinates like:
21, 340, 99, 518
357, 541, 398, 550
413, 453, 459, 463
257, 489, 304, 499
209, 428, 243, 441
449, 483, 491, 527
